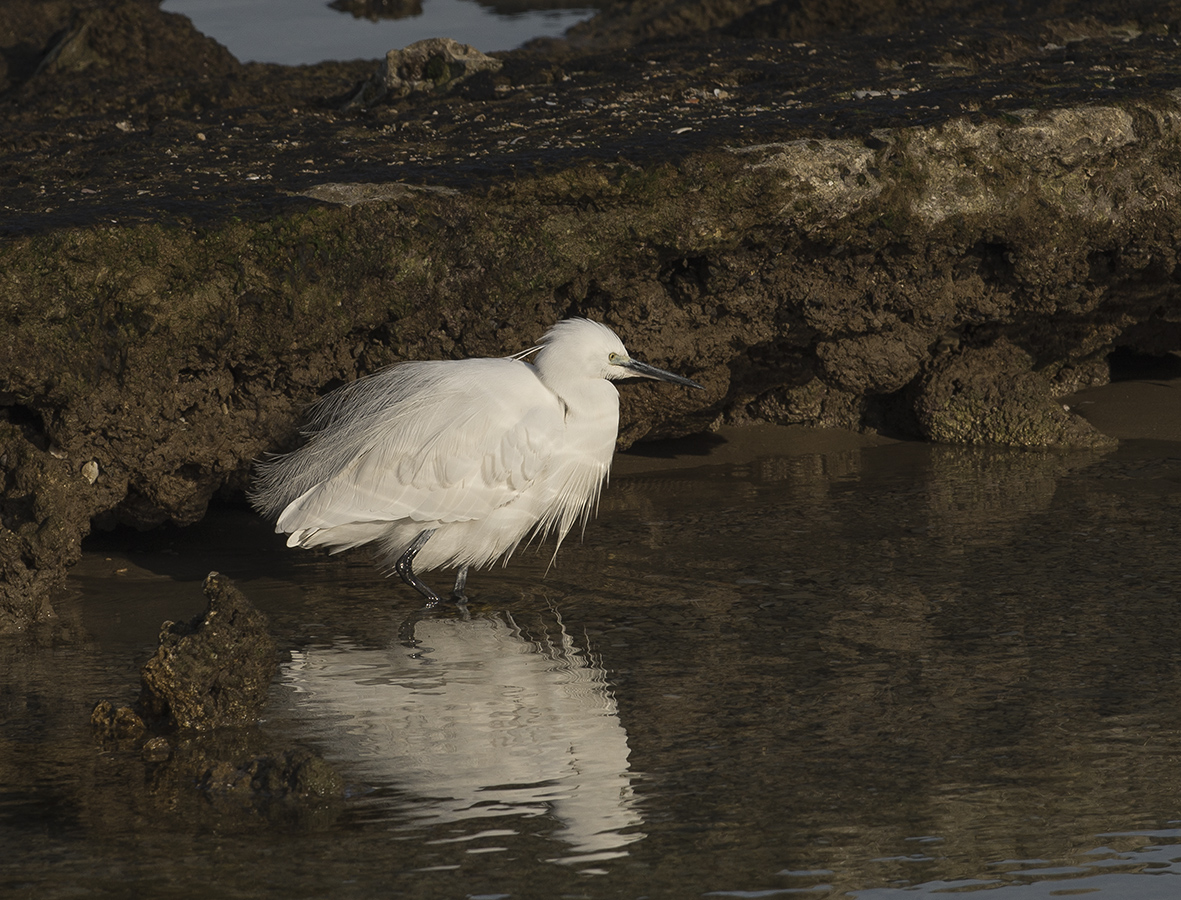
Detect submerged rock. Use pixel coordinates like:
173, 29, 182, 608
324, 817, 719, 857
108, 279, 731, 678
89, 573, 344, 819
197, 748, 345, 801
138, 572, 277, 731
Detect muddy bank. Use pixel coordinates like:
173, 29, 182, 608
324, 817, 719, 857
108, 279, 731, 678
2, 0, 1181, 628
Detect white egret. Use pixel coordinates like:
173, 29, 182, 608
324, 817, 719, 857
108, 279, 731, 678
250, 318, 702, 604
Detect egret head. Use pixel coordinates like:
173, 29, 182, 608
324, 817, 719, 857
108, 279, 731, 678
534, 318, 703, 390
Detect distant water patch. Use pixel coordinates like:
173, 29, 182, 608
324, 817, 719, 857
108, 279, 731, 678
162, 0, 597, 64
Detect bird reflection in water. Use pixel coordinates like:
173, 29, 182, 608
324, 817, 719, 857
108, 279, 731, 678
282, 609, 644, 864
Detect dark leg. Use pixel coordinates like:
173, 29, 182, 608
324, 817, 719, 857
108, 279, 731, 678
451, 566, 470, 603
395, 529, 441, 606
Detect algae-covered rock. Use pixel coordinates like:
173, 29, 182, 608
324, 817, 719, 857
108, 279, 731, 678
914, 340, 1117, 448
138, 572, 277, 731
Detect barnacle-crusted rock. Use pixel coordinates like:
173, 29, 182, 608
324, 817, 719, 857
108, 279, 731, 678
138, 572, 277, 731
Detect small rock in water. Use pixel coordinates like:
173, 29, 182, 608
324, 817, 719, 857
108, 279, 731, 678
90, 699, 145, 741
328, 0, 424, 19
137, 571, 277, 731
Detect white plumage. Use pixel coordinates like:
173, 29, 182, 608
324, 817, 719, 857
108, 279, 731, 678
250, 318, 701, 603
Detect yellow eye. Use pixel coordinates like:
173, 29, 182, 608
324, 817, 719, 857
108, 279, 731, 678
608, 352, 619, 363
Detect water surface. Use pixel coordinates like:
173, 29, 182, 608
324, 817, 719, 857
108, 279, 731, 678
161, 0, 597, 64
3, 422, 1181, 898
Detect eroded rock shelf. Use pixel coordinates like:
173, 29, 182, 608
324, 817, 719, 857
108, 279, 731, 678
2, 0, 1181, 628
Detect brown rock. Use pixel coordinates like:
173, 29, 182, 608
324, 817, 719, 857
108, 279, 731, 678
138, 572, 277, 731
914, 340, 1117, 448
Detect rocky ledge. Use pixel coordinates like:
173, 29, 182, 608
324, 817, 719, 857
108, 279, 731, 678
2, 0, 1181, 629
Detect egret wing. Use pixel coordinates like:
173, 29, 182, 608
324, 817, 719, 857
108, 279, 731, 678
276, 359, 564, 537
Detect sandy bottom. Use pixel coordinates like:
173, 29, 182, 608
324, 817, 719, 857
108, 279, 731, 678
1066, 374, 1181, 442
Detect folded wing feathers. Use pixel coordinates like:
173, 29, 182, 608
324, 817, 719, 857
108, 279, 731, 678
254, 359, 582, 553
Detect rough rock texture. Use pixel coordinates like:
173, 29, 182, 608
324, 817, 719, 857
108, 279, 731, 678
3, 0, 1181, 627
91, 698, 147, 741
137, 572, 277, 730
349, 37, 504, 106
193, 746, 344, 806
88, 570, 343, 816
915, 340, 1116, 447
90, 720, 346, 822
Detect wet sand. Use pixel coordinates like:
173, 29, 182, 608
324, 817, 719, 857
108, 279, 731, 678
1067, 375, 1181, 443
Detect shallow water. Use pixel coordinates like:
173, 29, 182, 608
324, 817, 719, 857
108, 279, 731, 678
161, 0, 598, 64
4, 424, 1181, 898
